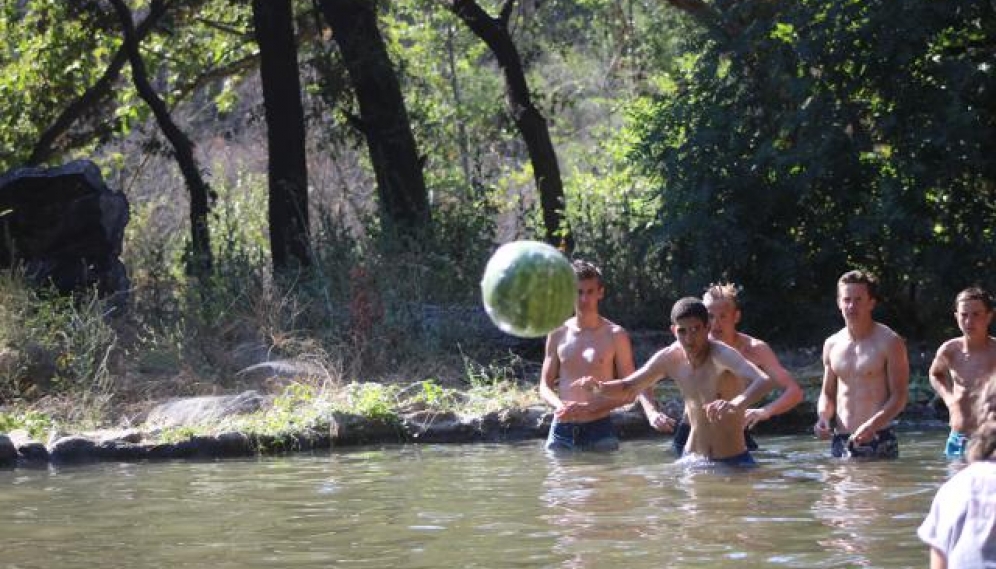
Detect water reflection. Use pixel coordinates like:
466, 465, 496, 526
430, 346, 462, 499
0, 432, 952, 569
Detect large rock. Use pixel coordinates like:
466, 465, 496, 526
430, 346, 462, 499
143, 391, 265, 429
0, 160, 129, 311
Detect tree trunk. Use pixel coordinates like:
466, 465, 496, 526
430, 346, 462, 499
109, 0, 213, 275
444, 0, 570, 249
317, 0, 431, 239
251, 0, 311, 272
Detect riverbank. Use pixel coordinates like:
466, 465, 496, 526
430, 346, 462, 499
0, 388, 946, 467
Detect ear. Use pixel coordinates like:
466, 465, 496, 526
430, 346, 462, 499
734, 309, 743, 325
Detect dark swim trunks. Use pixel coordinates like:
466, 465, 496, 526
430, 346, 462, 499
546, 416, 619, 452
671, 419, 758, 457
830, 427, 899, 459
714, 450, 757, 467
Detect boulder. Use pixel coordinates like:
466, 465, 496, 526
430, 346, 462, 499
0, 434, 15, 463
0, 160, 129, 311
8, 429, 48, 461
143, 391, 264, 429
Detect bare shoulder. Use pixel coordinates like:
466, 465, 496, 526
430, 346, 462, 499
710, 338, 747, 364
546, 322, 569, 345
936, 337, 963, 358
874, 322, 906, 347
650, 342, 681, 366
741, 332, 774, 355
602, 318, 630, 339
824, 328, 848, 350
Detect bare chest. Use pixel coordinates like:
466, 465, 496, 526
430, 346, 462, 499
558, 329, 615, 377
948, 349, 996, 389
674, 360, 738, 403
829, 341, 887, 384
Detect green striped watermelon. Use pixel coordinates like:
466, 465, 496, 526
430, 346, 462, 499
480, 240, 577, 338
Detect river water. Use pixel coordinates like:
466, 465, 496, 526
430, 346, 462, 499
1, 430, 955, 569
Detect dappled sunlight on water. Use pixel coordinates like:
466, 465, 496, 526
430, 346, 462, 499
0, 430, 952, 568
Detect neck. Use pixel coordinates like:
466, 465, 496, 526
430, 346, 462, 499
964, 334, 992, 351
575, 313, 602, 330
846, 319, 875, 340
714, 330, 738, 347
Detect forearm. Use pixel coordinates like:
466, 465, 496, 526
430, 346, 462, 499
760, 384, 804, 417
539, 381, 562, 410
817, 391, 836, 423
928, 372, 953, 400
864, 392, 908, 432
731, 376, 774, 411
638, 389, 658, 416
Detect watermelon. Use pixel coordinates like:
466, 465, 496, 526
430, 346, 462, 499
480, 240, 577, 338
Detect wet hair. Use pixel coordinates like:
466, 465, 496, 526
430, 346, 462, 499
955, 286, 995, 312
703, 282, 741, 308
572, 259, 603, 286
837, 269, 879, 300
968, 379, 996, 462
670, 296, 709, 325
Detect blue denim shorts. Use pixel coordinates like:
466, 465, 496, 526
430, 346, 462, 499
546, 416, 619, 452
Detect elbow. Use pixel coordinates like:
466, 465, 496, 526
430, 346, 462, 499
787, 384, 804, 407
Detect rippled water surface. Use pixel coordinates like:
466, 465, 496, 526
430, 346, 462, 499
1, 430, 956, 568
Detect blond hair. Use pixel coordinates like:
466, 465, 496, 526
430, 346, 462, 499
703, 282, 742, 308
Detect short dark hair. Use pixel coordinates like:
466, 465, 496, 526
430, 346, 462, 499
955, 287, 994, 312
670, 296, 708, 325
572, 259, 603, 286
838, 269, 879, 300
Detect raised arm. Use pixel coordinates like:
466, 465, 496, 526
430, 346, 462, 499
575, 348, 670, 401
745, 343, 804, 427
815, 339, 837, 439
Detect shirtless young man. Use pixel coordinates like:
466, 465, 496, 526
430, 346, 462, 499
928, 287, 996, 458
643, 283, 805, 454
814, 270, 910, 459
565, 297, 773, 465
540, 260, 636, 451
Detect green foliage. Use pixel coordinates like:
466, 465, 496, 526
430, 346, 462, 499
0, 408, 54, 439
344, 382, 400, 423
0, 272, 117, 416
634, 0, 996, 343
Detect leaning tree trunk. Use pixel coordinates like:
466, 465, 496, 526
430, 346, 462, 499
109, 0, 214, 275
252, 0, 311, 272
318, 0, 431, 240
28, 1, 174, 166
444, 0, 570, 249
